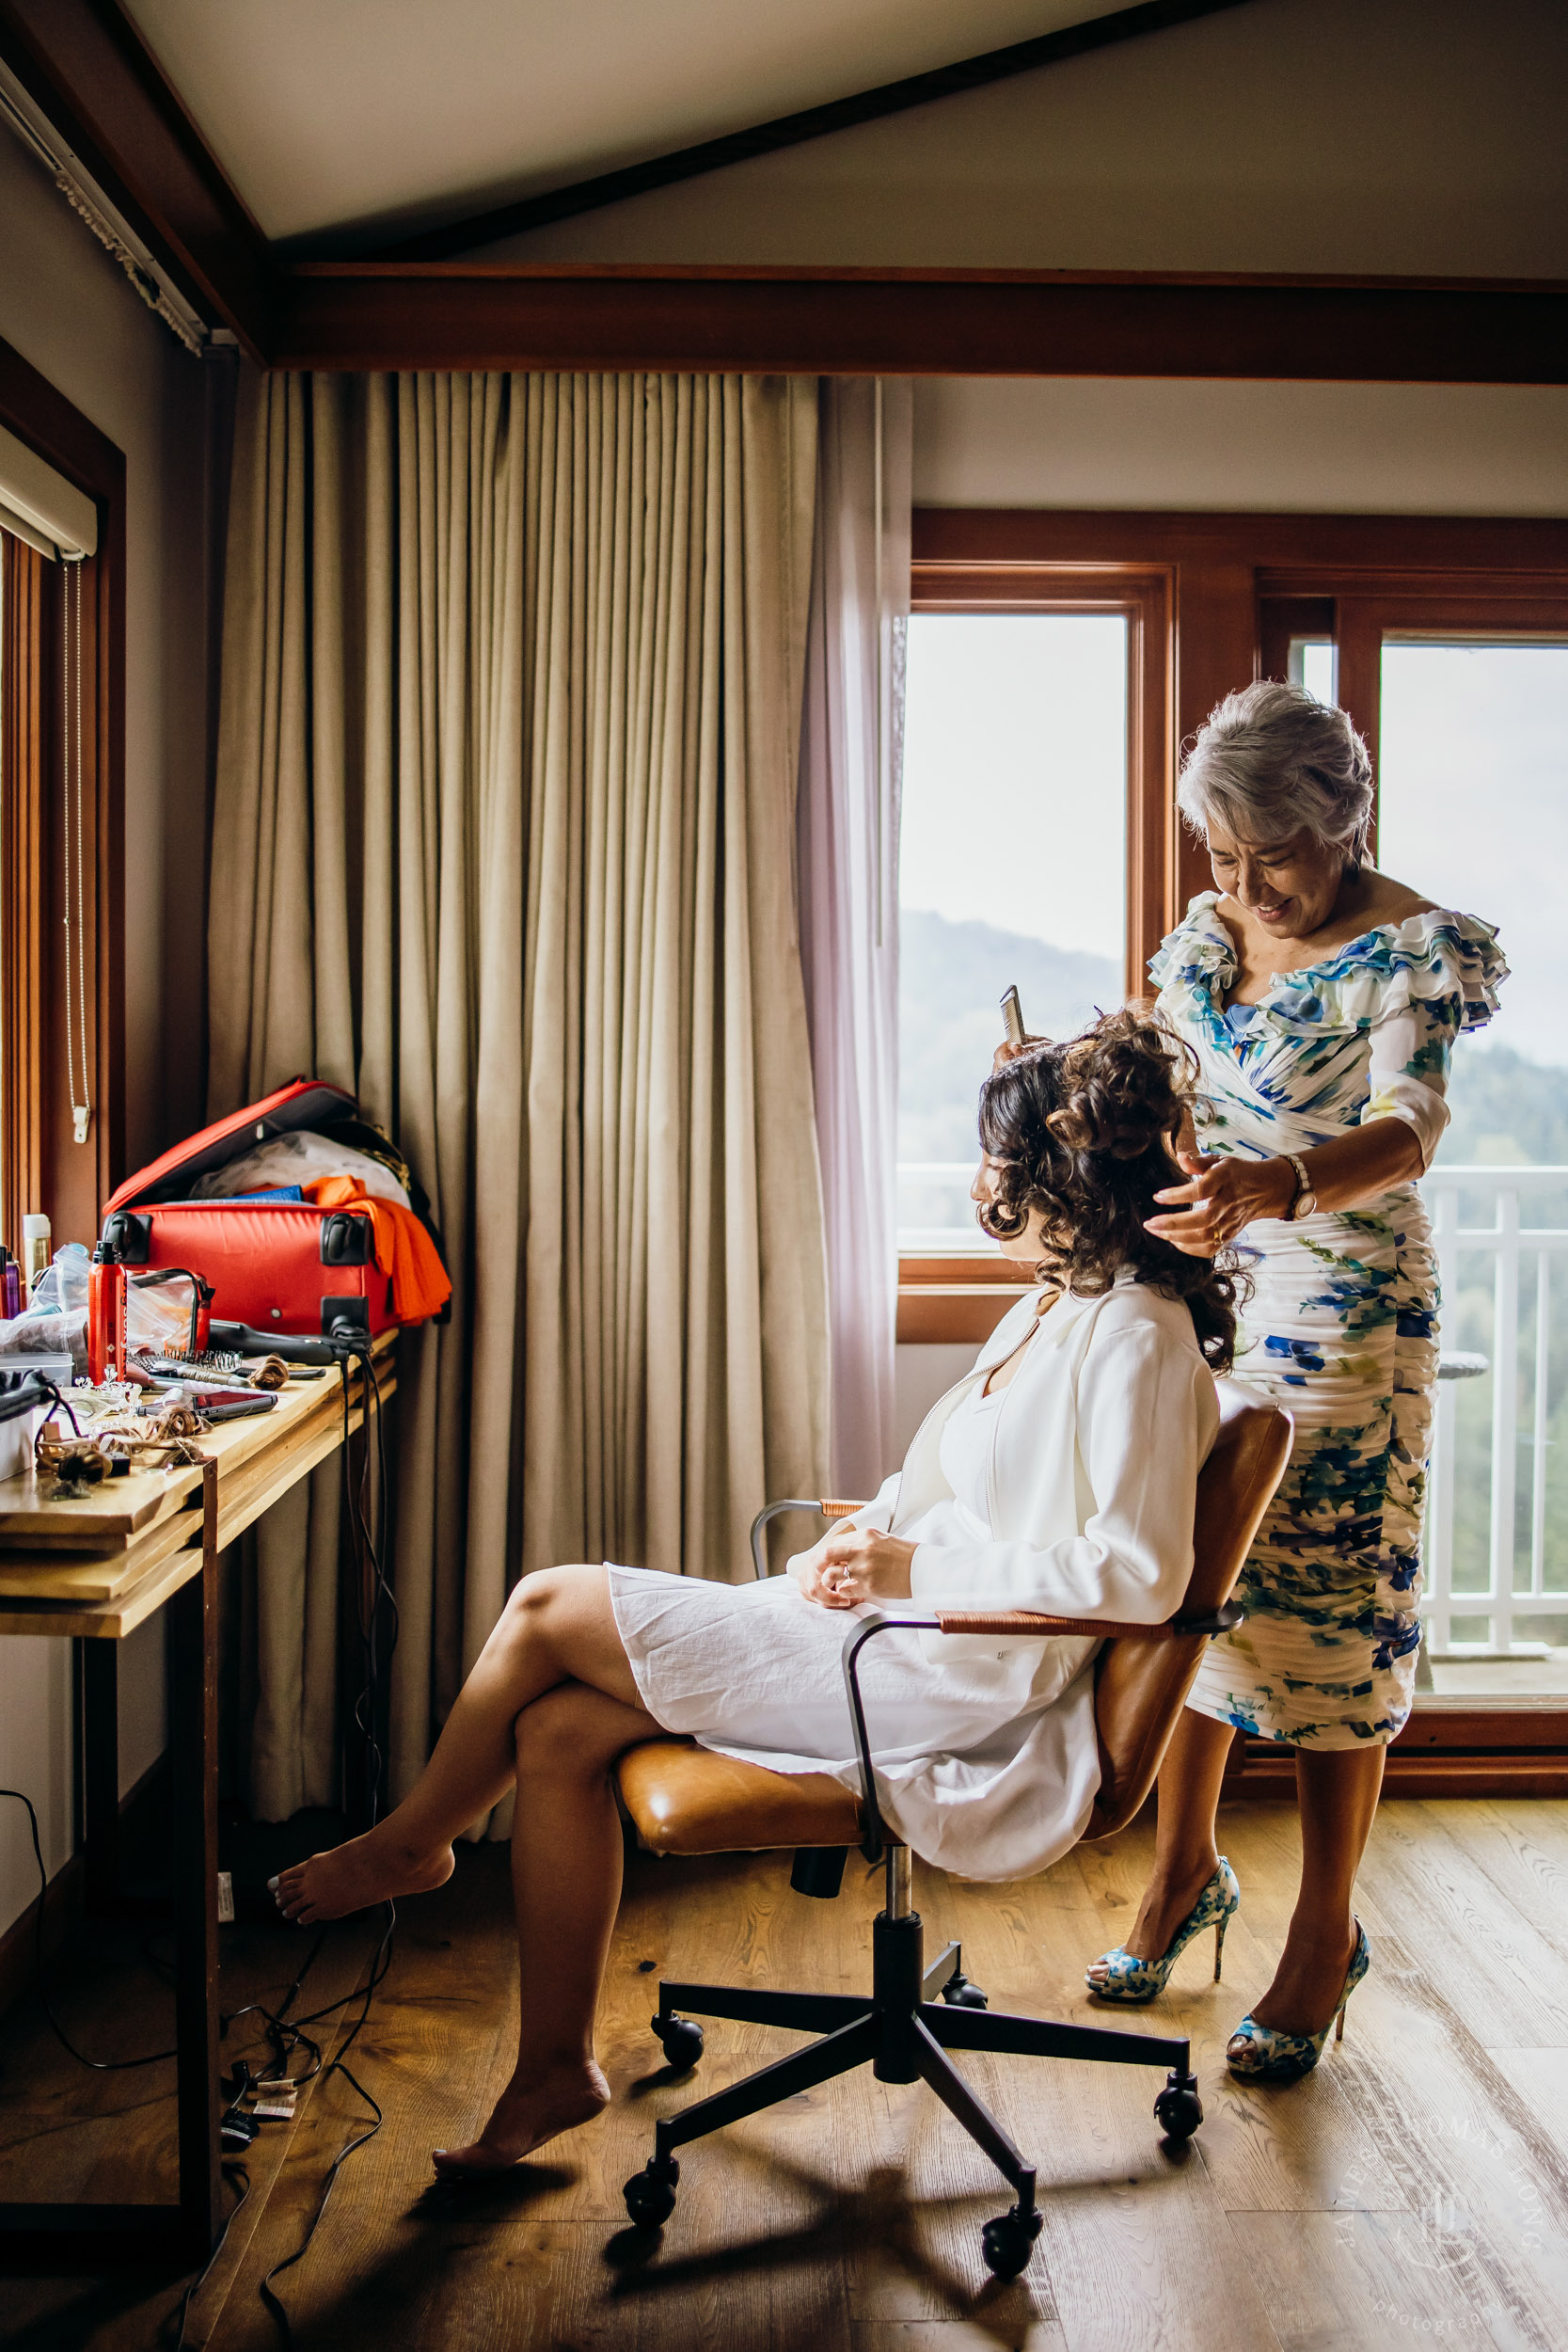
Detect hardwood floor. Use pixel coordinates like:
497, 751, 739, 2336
5, 1798, 1568, 2350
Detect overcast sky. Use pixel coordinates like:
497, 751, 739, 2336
899, 613, 1127, 967
1379, 644, 1568, 1071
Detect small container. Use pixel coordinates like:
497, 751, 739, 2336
22, 1215, 51, 1294
87, 1238, 128, 1386
0, 1248, 20, 1322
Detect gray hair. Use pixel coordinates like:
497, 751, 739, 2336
1177, 680, 1373, 866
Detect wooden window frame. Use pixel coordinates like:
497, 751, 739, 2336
901, 511, 1568, 1341
0, 334, 126, 1256
900, 562, 1174, 1341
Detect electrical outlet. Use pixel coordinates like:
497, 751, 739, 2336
216, 1869, 234, 1923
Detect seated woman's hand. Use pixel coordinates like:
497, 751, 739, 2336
813, 1527, 917, 1606
1144, 1150, 1294, 1256
785, 1533, 845, 1609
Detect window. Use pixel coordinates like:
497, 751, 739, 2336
1378, 635, 1568, 1693
0, 345, 122, 1262
897, 612, 1128, 1250
906, 510, 1568, 1765
896, 563, 1174, 1303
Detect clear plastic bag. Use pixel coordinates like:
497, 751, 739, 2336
125, 1273, 204, 1355
29, 1241, 90, 1316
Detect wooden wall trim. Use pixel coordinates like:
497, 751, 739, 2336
0, 535, 45, 1255
272, 267, 1568, 382
914, 511, 1568, 569
0, 332, 126, 1237
0, 0, 275, 359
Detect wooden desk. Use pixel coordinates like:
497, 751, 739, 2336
0, 1335, 396, 2268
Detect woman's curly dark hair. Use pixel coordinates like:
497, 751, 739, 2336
976, 1007, 1248, 1372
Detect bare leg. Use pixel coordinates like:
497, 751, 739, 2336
1242, 1745, 1382, 2037
1085, 1708, 1234, 1987
433, 1681, 662, 2176
274, 1565, 642, 1923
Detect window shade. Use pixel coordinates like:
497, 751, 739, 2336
0, 420, 97, 560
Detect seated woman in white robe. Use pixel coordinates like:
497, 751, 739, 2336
274, 1009, 1244, 2176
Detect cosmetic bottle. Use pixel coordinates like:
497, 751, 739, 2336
0, 1248, 19, 1321
23, 1215, 50, 1295
87, 1236, 128, 1386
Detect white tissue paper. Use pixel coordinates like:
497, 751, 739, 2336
186, 1131, 409, 1207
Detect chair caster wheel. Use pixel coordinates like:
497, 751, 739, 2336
623, 2156, 680, 2228
1154, 2072, 1203, 2142
651, 2013, 705, 2071
942, 1972, 989, 2010
980, 2205, 1041, 2280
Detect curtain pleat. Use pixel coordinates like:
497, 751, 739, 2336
209, 370, 830, 1820
798, 380, 911, 1497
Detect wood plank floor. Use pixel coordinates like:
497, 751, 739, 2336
6, 1797, 1568, 2351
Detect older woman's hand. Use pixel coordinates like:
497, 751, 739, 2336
990, 1032, 1049, 1074
802, 1526, 917, 1607
1144, 1150, 1295, 1256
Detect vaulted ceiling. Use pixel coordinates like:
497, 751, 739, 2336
120, 0, 1131, 252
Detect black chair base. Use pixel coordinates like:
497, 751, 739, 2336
623, 1902, 1203, 2280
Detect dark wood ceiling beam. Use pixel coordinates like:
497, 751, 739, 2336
274, 266, 1568, 385
363, 0, 1261, 264
0, 0, 276, 361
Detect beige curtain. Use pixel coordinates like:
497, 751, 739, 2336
209, 371, 831, 1818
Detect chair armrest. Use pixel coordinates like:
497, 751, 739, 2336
932, 1599, 1245, 1641
840, 1611, 942, 1863
748, 1496, 868, 1579
839, 1598, 1246, 1862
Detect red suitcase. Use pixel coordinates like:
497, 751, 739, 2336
99, 1079, 436, 1342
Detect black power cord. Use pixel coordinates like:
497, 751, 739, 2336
255, 1334, 400, 2346
164, 2161, 251, 2352
0, 1788, 177, 2067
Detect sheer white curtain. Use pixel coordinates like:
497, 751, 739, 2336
798, 379, 911, 1497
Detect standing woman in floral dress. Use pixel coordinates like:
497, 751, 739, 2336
1084, 680, 1507, 2080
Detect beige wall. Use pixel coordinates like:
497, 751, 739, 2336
0, 120, 218, 1938
472, 0, 1566, 277
913, 378, 1568, 517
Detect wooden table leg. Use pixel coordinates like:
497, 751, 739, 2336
78, 1636, 121, 1916
0, 1469, 223, 2269
170, 1459, 222, 2261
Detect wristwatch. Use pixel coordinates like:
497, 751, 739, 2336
1283, 1152, 1317, 1221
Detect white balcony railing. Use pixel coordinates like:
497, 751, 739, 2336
896, 1160, 1568, 1661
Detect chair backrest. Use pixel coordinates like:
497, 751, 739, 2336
1085, 1380, 1291, 1839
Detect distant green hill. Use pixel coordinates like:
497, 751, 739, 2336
898, 910, 1120, 1161
1438, 1041, 1568, 1168
897, 910, 1568, 1173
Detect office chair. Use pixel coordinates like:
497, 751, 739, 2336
615, 1381, 1290, 2279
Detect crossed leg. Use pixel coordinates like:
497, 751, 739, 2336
273, 1565, 664, 2172
274, 1564, 647, 1925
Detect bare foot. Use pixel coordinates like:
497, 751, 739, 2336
432, 2059, 610, 2177
1085, 1852, 1219, 1988
270, 1827, 453, 1923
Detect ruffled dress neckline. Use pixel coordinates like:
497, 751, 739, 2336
1151, 892, 1507, 1043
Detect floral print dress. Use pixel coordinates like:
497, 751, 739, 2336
1151, 895, 1508, 1747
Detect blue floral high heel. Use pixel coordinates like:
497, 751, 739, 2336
1085, 1856, 1240, 2003
1226, 1919, 1370, 2083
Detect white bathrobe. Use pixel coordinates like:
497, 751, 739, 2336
609, 1269, 1219, 1881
